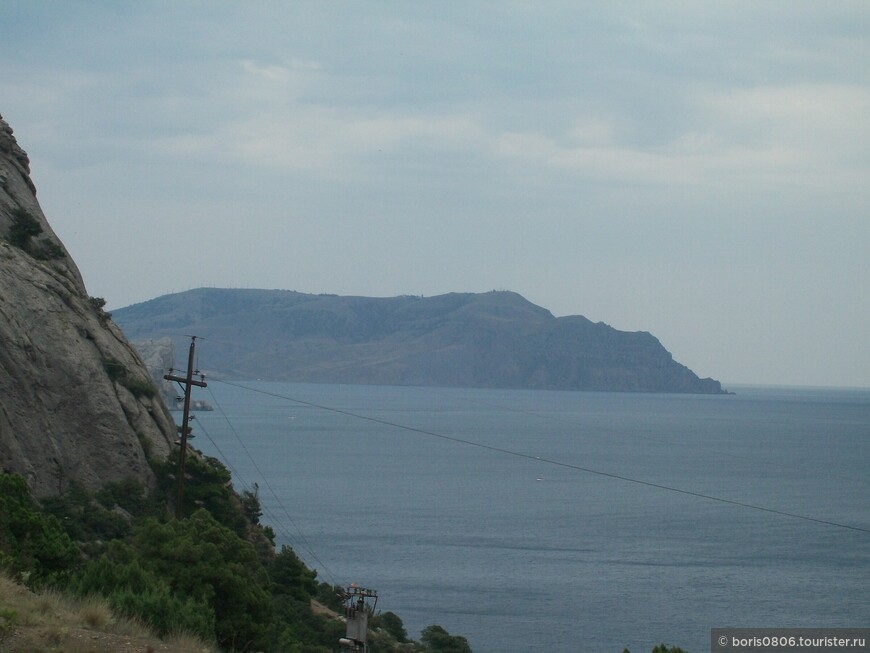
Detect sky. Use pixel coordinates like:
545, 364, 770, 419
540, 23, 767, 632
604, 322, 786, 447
1, 2, 868, 388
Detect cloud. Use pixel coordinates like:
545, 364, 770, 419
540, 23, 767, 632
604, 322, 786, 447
241, 60, 295, 83
153, 53, 486, 172
567, 119, 616, 146
483, 83, 870, 191
241, 58, 323, 82
689, 83, 870, 190
701, 83, 870, 156
225, 110, 483, 170
151, 82, 869, 197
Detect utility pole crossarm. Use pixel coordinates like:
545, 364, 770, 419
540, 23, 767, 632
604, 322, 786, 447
163, 372, 207, 387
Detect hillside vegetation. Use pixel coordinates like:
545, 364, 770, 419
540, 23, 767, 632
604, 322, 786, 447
0, 459, 475, 653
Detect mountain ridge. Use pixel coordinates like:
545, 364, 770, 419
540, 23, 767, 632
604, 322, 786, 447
114, 288, 726, 394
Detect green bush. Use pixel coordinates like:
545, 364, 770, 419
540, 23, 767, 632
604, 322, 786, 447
315, 582, 344, 613
376, 611, 409, 643
130, 510, 273, 650
270, 545, 318, 601
122, 376, 157, 398
70, 552, 215, 641
421, 624, 473, 653
111, 585, 216, 640
43, 478, 164, 546
0, 472, 79, 584
240, 485, 263, 524
41, 481, 132, 543
270, 593, 335, 653
103, 358, 127, 382
153, 453, 247, 534
95, 478, 161, 517
0, 607, 18, 636
102, 357, 155, 398
5, 207, 64, 259
7, 207, 42, 248
32, 239, 65, 260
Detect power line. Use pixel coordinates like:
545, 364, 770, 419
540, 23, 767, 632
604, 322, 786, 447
194, 419, 331, 577
178, 333, 867, 486
415, 387, 870, 485
203, 385, 339, 584
213, 379, 870, 536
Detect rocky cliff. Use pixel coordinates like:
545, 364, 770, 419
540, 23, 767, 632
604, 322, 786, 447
134, 337, 181, 405
0, 114, 175, 497
114, 288, 726, 394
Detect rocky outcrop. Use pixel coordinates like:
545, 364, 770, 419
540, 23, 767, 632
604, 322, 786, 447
0, 114, 175, 497
135, 337, 180, 405
114, 287, 727, 394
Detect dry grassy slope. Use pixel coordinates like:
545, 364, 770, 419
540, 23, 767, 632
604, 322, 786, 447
0, 576, 355, 653
0, 575, 216, 653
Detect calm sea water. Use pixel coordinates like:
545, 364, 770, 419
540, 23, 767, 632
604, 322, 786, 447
190, 383, 870, 653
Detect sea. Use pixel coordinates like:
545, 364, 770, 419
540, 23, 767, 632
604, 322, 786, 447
189, 382, 870, 653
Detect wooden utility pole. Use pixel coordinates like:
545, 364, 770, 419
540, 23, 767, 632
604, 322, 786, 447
164, 336, 207, 519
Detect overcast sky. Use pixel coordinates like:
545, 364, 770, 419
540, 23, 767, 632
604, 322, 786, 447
1, 2, 868, 388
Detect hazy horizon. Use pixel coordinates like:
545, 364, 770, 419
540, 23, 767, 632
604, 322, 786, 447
2, 2, 867, 388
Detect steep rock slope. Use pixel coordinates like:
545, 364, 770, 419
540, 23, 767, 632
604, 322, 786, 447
0, 114, 175, 496
114, 288, 726, 394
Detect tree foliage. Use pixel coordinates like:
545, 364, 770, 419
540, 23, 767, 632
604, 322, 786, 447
41, 481, 132, 543
70, 550, 215, 641
0, 472, 79, 584
7, 207, 42, 248
377, 611, 409, 643
6, 207, 65, 259
1, 459, 479, 653
271, 545, 318, 601
421, 624, 473, 653
130, 509, 272, 650
240, 484, 263, 524
153, 452, 247, 535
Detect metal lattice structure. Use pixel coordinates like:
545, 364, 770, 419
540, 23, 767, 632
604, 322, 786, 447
338, 585, 378, 653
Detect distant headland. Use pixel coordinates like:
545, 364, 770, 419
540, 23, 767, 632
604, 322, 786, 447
113, 288, 727, 395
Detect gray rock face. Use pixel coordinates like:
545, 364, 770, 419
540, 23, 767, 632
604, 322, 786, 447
135, 337, 181, 405
114, 288, 727, 394
0, 114, 175, 497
